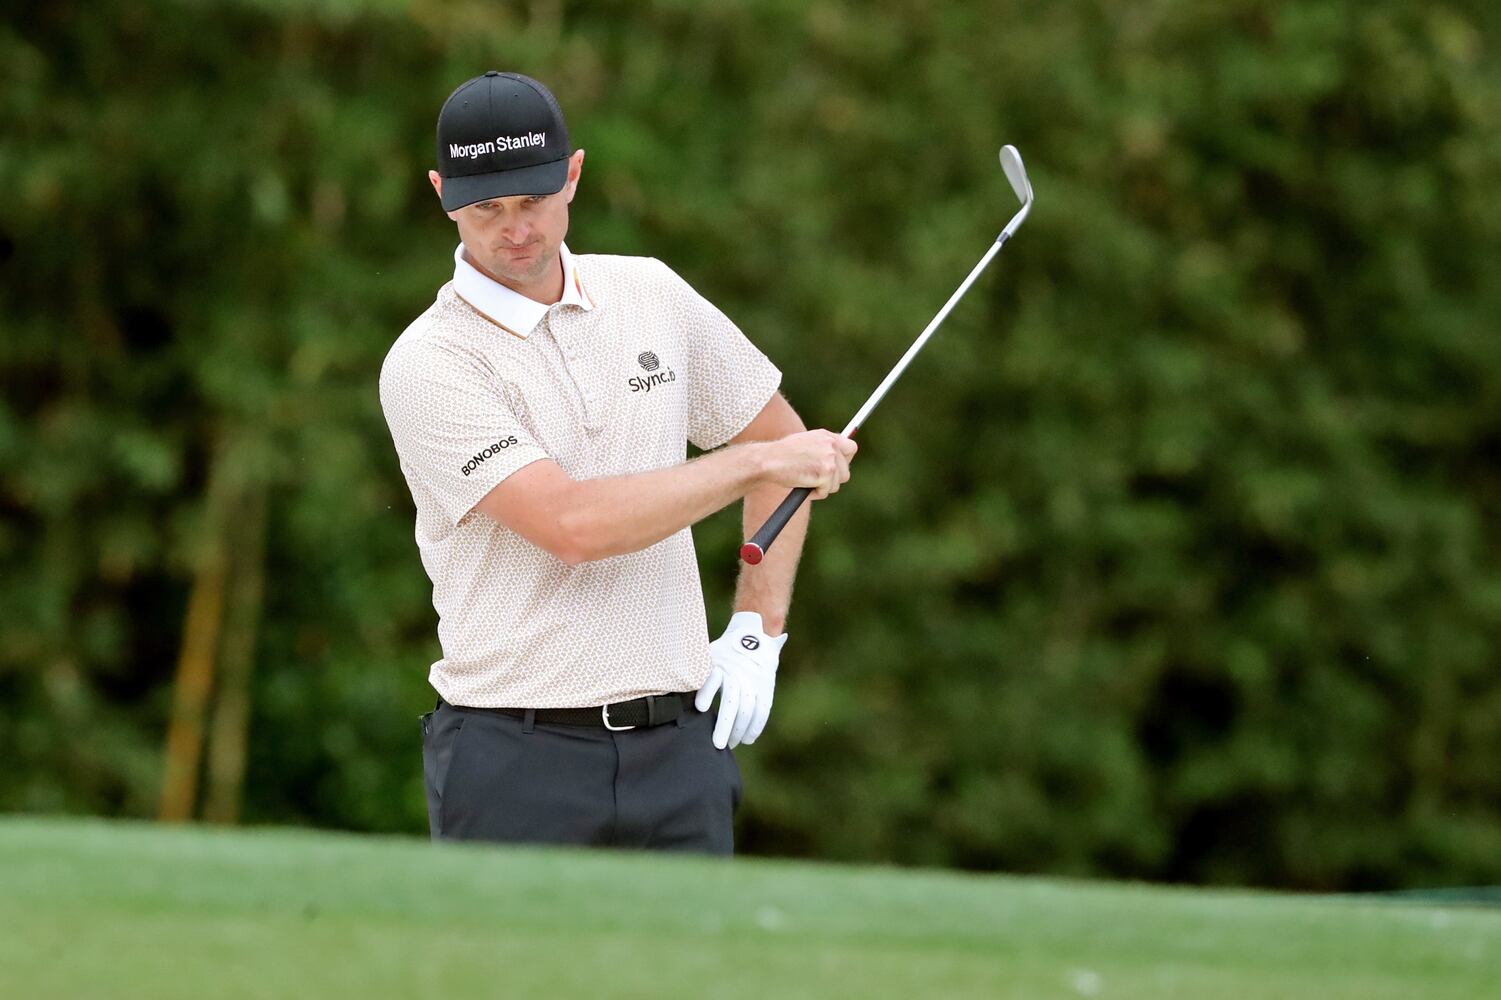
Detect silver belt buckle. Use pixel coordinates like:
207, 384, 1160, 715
601, 703, 636, 731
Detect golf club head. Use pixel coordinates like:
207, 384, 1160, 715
999, 145, 1031, 204
998, 144, 1033, 239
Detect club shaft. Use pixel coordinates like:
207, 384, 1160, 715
841, 233, 1009, 437
740, 229, 1018, 566
742, 146, 1033, 563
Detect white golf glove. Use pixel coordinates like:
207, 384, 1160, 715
695, 611, 788, 750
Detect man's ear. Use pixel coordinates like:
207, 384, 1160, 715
563, 149, 585, 204
429, 170, 460, 221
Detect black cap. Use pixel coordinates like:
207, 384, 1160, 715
435, 72, 572, 212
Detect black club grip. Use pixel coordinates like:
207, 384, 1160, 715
740, 486, 814, 564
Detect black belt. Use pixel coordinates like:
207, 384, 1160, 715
441, 692, 695, 731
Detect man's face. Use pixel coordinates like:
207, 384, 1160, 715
431, 148, 585, 291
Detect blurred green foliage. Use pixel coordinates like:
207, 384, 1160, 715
2, 0, 1500, 890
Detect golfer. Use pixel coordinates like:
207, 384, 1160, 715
379, 72, 856, 854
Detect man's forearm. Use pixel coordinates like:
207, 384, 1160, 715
564, 443, 768, 562
731, 481, 810, 634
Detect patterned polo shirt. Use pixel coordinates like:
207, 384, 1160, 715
379, 242, 782, 708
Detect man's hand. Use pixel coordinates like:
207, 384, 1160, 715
695, 611, 788, 749
757, 429, 857, 500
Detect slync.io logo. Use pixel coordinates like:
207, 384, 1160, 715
629, 350, 676, 394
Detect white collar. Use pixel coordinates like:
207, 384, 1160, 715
452, 241, 595, 338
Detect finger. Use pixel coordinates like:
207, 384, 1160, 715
694, 667, 723, 713
712, 682, 740, 750
818, 457, 837, 496
743, 695, 773, 746
728, 691, 756, 749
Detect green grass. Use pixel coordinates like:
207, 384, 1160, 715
1, 818, 1496, 999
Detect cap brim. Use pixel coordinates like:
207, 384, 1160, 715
440, 157, 569, 211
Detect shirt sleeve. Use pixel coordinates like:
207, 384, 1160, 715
655, 261, 784, 451
379, 342, 552, 526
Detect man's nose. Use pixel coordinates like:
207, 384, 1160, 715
498, 213, 531, 245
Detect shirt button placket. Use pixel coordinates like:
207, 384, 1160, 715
576, 347, 599, 431
550, 313, 598, 429
574, 335, 603, 430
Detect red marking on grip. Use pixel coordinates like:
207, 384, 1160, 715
740, 543, 764, 565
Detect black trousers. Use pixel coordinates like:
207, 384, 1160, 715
421, 698, 741, 854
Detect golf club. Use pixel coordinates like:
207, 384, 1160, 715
740, 144, 1035, 565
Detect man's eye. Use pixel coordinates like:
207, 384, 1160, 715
527, 196, 546, 205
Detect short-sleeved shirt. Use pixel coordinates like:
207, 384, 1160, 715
379, 242, 782, 708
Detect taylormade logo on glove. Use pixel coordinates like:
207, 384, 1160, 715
695, 611, 787, 750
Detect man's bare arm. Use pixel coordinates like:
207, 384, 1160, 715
473, 421, 853, 566
474, 446, 764, 565
727, 393, 812, 633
